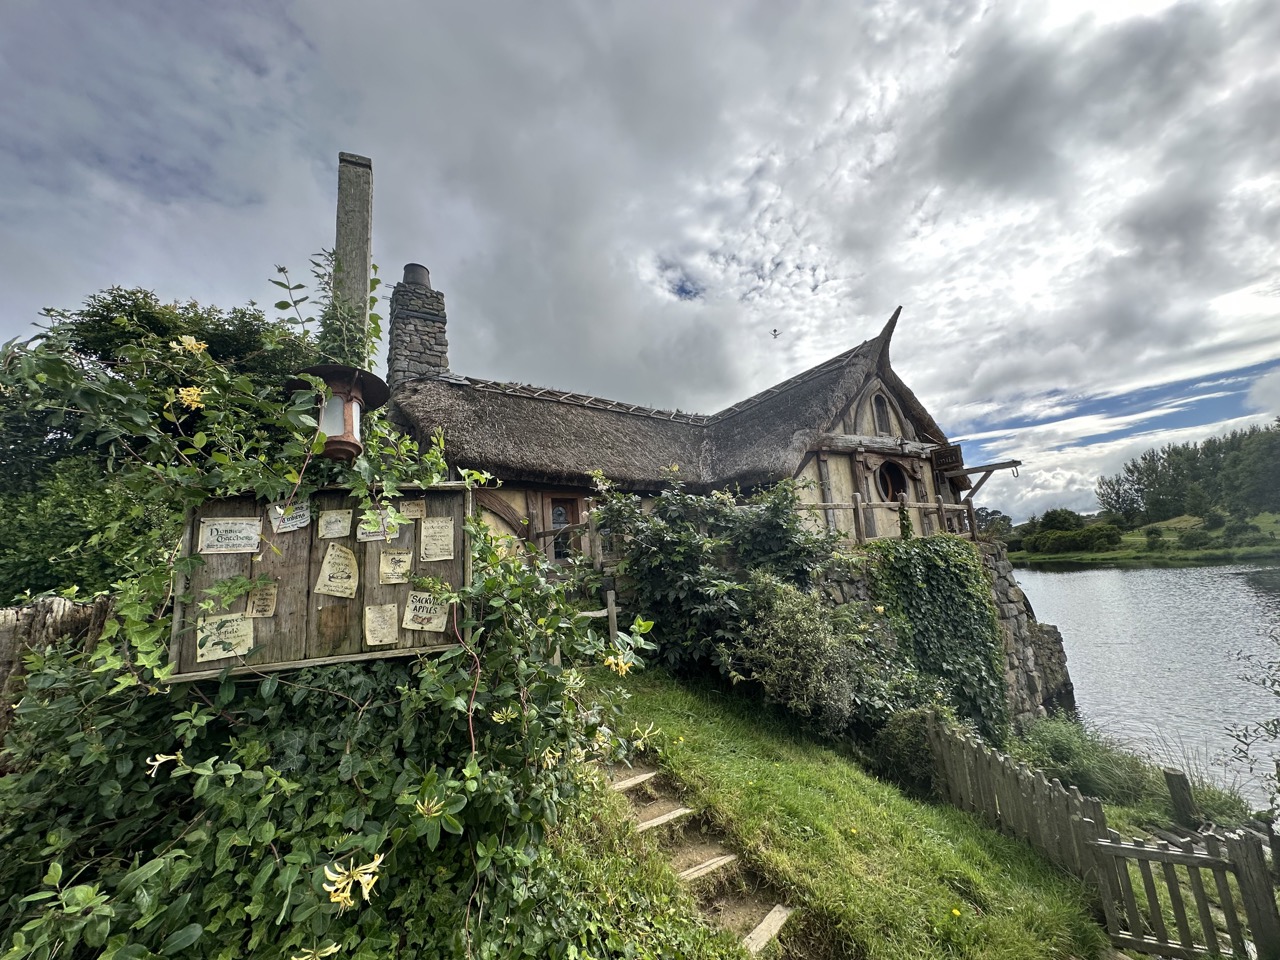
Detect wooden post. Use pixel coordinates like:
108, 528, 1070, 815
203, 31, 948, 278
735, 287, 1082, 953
606, 589, 618, 646
965, 499, 978, 540
897, 492, 910, 539
935, 495, 947, 538
816, 454, 837, 533
1226, 831, 1280, 959
1164, 767, 1199, 829
852, 493, 866, 545
587, 504, 603, 572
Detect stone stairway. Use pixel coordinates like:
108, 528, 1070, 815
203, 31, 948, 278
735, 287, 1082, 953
607, 761, 794, 956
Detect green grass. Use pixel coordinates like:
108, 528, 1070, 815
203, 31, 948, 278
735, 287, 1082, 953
613, 670, 1111, 960
1007, 716, 1250, 837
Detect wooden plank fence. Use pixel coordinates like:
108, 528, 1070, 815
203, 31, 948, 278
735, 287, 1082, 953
926, 713, 1280, 959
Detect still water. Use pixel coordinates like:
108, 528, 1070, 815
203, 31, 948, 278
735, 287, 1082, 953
1015, 564, 1280, 808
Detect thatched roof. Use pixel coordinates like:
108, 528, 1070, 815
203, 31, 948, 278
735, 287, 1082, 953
391, 310, 954, 491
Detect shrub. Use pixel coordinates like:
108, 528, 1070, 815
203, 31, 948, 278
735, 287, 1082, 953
1178, 528, 1214, 550
1023, 524, 1122, 554
1202, 509, 1227, 530
868, 707, 937, 795
726, 572, 933, 739
1009, 717, 1161, 805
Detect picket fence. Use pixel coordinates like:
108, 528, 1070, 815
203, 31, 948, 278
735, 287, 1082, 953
925, 714, 1280, 960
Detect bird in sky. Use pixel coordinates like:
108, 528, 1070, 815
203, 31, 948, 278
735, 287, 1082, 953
770, 328, 781, 339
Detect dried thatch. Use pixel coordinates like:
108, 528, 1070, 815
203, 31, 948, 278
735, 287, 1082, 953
392, 311, 956, 492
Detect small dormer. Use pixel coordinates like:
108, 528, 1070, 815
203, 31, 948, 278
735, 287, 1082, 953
844, 379, 916, 440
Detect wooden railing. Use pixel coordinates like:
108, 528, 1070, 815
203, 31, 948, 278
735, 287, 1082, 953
797, 493, 977, 544
926, 714, 1280, 959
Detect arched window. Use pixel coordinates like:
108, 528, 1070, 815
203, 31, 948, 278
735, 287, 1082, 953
873, 394, 892, 435
875, 461, 910, 502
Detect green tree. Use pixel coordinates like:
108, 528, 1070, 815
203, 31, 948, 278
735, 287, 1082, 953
1039, 507, 1084, 532
974, 506, 1014, 539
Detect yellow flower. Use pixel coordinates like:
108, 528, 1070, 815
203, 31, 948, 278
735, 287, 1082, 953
322, 853, 384, 913
491, 706, 518, 725
177, 386, 205, 409
603, 654, 632, 677
873, 605, 885, 615
171, 335, 208, 354
291, 945, 340, 960
849, 827, 858, 835
951, 908, 961, 917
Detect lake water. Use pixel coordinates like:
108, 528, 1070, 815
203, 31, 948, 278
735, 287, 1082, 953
1015, 563, 1280, 808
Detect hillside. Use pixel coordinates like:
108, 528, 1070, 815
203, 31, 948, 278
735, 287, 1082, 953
597, 670, 1110, 960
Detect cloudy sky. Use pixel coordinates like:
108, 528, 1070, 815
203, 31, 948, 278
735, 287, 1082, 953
2, 0, 1278, 520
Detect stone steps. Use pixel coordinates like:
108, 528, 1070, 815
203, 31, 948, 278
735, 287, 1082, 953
605, 760, 793, 955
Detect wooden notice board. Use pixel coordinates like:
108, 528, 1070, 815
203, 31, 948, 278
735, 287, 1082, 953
170, 484, 470, 681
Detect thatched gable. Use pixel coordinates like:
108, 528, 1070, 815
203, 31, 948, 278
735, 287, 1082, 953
391, 307, 956, 492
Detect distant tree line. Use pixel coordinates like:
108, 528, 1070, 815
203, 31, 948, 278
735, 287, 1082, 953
1095, 420, 1280, 528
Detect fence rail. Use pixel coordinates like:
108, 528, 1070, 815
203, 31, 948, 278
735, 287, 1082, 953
926, 713, 1280, 959
796, 493, 977, 543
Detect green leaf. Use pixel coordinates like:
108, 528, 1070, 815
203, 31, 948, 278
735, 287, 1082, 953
160, 923, 203, 955
42, 862, 62, 887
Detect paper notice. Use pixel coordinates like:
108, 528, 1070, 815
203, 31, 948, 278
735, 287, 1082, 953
419, 517, 455, 562
356, 509, 403, 543
318, 510, 354, 539
379, 548, 413, 584
195, 613, 254, 662
315, 543, 358, 598
399, 499, 426, 520
246, 582, 278, 618
364, 603, 400, 647
197, 517, 262, 554
267, 498, 311, 533
402, 590, 449, 633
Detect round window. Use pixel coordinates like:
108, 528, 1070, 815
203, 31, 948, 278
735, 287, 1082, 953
875, 461, 910, 502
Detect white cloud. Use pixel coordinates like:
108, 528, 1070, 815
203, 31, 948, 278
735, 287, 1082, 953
1, 0, 1278, 508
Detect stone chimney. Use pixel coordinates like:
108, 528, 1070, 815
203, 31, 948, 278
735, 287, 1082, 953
386, 263, 449, 391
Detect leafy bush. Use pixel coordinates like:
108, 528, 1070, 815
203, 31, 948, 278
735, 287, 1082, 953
868, 706, 938, 795
1022, 524, 1122, 554
724, 572, 933, 738
1177, 528, 1214, 550
594, 481, 836, 672
0, 521, 653, 959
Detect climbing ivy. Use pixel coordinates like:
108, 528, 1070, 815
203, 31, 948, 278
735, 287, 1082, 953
867, 536, 1008, 743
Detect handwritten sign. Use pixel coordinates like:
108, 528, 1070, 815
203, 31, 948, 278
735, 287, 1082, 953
402, 591, 449, 633
195, 613, 254, 662
400, 499, 426, 520
356, 509, 403, 543
379, 549, 413, 585
315, 543, 358, 598
267, 498, 311, 533
419, 517, 455, 562
197, 517, 262, 554
364, 603, 400, 647
318, 510, 354, 539
246, 582, 278, 618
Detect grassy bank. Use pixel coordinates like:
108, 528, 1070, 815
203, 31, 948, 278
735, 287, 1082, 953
612, 670, 1109, 960
1010, 513, 1280, 569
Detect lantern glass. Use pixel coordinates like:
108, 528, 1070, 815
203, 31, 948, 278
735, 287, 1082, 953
351, 400, 363, 442
320, 395, 346, 436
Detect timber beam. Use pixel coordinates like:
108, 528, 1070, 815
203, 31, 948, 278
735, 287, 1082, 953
944, 459, 1022, 503
815, 433, 938, 457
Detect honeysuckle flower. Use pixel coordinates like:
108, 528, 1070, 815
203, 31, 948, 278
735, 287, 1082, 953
603, 654, 632, 677
170, 335, 208, 354
177, 386, 205, 409
873, 605, 885, 615
491, 706, 518, 725
145, 752, 183, 777
291, 944, 340, 960
322, 853, 384, 913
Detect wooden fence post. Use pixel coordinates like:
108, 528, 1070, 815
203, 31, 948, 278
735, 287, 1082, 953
1226, 831, 1280, 959
852, 493, 866, 545
1164, 767, 1199, 829
606, 589, 618, 646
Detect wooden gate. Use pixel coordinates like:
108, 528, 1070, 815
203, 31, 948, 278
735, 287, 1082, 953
926, 714, 1280, 959
1088, 828, 1280, 960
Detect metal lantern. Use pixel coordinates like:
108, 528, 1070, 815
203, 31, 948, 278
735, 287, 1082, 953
286, 364, 390, 463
